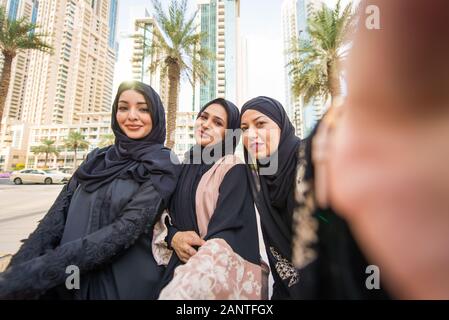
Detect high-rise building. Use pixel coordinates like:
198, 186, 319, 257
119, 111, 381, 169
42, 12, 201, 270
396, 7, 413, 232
0, 0, 38, 122
21, 0, 118, 126
196, 0, 246, 110
108, 0, 118, 50
1, 0, 118, 171
282, 0, 324, 138
173, 111, 196, 160
131, 16, 169, 108
0, 0, 39, 171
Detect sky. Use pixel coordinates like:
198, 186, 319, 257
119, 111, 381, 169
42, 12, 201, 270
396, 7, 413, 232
113, 0, 353, 111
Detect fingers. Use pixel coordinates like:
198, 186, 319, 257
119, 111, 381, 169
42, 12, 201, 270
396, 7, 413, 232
185, 231, 206, 247
179, 245, 197, 263
177, 246, 196, 263
171, 231, 205, 263
178, 251, 191, 264
183, 244, 197, 257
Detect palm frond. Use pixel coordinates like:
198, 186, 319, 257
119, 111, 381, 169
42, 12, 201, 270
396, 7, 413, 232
149, 0, 213, 85
289, 0, 355, 103
0, 7, 53, 56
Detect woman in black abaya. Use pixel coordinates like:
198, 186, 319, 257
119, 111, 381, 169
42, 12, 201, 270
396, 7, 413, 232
156, 98, 264, 300
240, 96, 302, 299
0, 81, 179, 300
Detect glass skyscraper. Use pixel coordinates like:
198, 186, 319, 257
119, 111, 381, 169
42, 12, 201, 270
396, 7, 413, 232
199, 0, 217, 107
197, 0, 242, 110
108, 0, 118, 49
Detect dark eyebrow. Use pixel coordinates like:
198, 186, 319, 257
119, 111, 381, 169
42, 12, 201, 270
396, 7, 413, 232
118, 101, 148, 105
241, 115, 266, 127
200, 111, 225, 123
213, 115, 225, 122
254, 116, 267, 122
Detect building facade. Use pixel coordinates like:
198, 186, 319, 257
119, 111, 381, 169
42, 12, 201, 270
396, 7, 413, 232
0, 0, 118, 171
25, 112, 113, 170
21, 0, 118, 126
0, 0, 39, 171
173, 111, 197, 161
196, 0, 246, 110
0, 0, 38, 123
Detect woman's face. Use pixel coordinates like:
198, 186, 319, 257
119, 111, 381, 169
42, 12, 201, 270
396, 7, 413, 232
241, 109, 281, 159
194, 103, 228, 147
116, 90, 153, 140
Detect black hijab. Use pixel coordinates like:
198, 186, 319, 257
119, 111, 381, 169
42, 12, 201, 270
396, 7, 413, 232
169, 98, 241, 235
241, 96, 301, 260
75, 81, 179, 204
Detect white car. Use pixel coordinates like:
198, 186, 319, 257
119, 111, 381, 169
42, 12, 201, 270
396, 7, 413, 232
10, 169, 72, 185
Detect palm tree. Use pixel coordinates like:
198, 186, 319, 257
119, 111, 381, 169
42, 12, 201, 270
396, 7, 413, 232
98, 134, 115, 148
64, 131, 89, 170
289, 0, 355, 106
31, 139, 59, 168
149, 0, 212, 149
0, 7, 52, 133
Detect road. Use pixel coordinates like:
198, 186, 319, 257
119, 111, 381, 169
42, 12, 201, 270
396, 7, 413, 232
0, 180, 63, 255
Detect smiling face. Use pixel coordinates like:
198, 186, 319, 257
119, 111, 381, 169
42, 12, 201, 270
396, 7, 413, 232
194, 103, 228, 147
240, 109, 281, 160
116, 89, 153, 140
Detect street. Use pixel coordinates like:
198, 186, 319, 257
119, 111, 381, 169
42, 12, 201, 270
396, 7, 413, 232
0, 180, 63, 256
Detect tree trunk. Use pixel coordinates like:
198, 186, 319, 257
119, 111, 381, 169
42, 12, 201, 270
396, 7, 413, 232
73, 147, 77, 171
192, 82, 196, 112
328, 60, 341, 107
165, 60, 181, 149
0, 53, 14, 135
44, 152, 48, 168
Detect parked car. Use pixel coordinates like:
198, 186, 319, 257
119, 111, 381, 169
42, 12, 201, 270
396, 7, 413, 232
57, 167, 74, 174
10, 169, 72, 185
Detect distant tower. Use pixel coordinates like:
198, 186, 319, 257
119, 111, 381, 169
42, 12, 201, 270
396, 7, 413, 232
20, 0, 118, 125
196, 0, 246, 110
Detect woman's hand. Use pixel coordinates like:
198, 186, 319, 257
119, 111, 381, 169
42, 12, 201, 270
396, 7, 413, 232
171, 231, 206, 263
